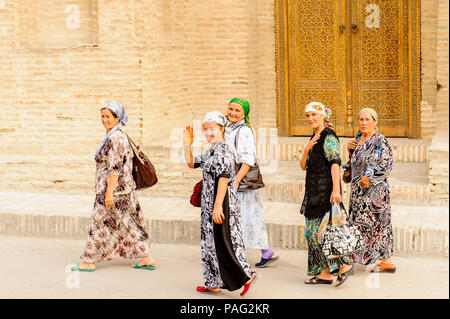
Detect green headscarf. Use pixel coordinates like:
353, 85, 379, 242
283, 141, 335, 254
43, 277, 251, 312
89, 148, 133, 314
229, 98, 251, 126
356, 107, 379, 138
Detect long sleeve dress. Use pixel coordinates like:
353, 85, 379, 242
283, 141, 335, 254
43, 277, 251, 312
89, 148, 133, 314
300, 128, 352, 276
224, 119, 270, 250
81, 129, 151, 263
194, 140, 255, 290
348, 133, 394, 265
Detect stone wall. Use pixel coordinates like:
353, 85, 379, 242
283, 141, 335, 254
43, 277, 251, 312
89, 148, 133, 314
0, 0, 144, 192
420, 0, 449, 137
0, 0, 276, 193
0, 0, 448, 196
428, 0, 449, 201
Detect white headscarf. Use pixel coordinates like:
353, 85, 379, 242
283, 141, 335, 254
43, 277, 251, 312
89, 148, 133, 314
202, 110, 237, 160
202, 110, 227, 126
94, 101, 128, 158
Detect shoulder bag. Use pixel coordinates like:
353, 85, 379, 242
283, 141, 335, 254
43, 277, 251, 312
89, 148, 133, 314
234, 125, 265, 190
123, 132, 158, 189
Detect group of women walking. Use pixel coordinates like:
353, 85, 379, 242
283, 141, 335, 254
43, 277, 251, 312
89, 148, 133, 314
71, 99, 396, 296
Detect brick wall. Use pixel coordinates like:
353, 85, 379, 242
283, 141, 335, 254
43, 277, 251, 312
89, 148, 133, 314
0, 0, 277, 193
0, 0, 448, 195
420, 0, 449, 137
138, 0, 276, 144
0, 0, 144, 192
436, 0, 449, 128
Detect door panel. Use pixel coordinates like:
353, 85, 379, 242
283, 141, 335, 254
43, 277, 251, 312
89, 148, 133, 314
351, 0, 409, 137
287, 0, 346, 136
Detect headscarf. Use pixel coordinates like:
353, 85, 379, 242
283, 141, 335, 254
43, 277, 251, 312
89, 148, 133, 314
304, 101, 334, 129
356, 107, 378, 138
202, 110, 227, 126
94, 101, 128, 158
228, 98, 251, 126
202, 110, 237, 159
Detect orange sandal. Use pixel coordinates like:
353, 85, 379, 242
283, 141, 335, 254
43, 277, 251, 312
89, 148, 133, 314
370, 260, 396, 273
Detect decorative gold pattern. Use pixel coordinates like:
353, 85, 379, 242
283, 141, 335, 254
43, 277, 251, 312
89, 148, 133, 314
352, 0, 409, 137
288, 0, 345, 135
275, 0, 422, 138
360, 1, 401, 80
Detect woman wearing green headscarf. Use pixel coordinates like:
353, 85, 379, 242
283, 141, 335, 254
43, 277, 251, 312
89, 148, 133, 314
224, 98, 278, 268
347, 108, 395, 273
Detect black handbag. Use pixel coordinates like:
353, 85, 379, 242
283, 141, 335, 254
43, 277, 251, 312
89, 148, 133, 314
321, 203, 364, 260
234, 125, 265, 191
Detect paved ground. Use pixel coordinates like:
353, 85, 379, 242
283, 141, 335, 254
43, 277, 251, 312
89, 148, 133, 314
0, 235, 447, 299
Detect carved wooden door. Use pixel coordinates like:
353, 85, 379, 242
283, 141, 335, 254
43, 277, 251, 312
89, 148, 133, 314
350, 0, 410, 137
285, 0, 416, 137
287, 0, 346, 136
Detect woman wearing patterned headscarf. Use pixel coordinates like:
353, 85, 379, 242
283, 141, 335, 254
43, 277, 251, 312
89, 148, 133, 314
347, 108, 395, 273
299, 101, 354, 287
72, 101, 155, 272
183, 111, 256, 296
225, 98, 278, 268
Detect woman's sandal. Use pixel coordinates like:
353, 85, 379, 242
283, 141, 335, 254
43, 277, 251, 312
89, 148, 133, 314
240, 274, 257, 296
304, 276, 333, 285
71, 264, 96, 272
335, 265, 354, 287
370, 265, 396, 273
132, 264, 155, 270
196, 286, 220, 293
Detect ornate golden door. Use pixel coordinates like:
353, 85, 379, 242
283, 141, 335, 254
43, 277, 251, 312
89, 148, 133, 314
275, 0, 421, 137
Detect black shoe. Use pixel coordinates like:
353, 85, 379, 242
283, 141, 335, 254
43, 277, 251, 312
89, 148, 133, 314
255, 255, 279, 268
335, 265, 355, 287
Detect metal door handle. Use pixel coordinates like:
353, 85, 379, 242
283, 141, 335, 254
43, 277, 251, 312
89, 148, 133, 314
351, 24, 358, 32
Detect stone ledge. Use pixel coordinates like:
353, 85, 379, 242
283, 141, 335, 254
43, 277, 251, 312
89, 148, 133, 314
0, 192, 447, 256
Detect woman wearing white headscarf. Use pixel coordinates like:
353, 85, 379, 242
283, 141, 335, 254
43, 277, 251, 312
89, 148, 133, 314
72, 101, 155, 272
183, 111, 256, 296
299, 102, 353, 287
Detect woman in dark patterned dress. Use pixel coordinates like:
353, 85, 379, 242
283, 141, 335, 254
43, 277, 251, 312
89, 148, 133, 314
183, 111, 256, 296
347, 108, 395, 273
299, 102, 354, 287
72, 101, 154, 272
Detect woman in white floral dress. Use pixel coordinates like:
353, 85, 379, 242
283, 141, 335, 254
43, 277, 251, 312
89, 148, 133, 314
183, 111, 256, 296
72, 101, 154, 272
225, 98, 278, 268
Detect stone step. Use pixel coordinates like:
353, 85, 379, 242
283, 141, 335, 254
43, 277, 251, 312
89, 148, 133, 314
144, 137, 431, 164
0, 192, 447, 255
1, 162, 435, 205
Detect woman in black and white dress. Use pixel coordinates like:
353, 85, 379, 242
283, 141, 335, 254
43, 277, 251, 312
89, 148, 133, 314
183, 111, 256, 296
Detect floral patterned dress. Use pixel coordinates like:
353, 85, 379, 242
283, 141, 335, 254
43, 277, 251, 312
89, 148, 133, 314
225, 119, 270, 250
80, 129, 151, 263
301, 128, 352, 276
348, 133, 394, 265
194, 140, 255, 290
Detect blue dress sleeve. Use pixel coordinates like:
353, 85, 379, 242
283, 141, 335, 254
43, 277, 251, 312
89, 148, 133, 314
323, 134, 341, 166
